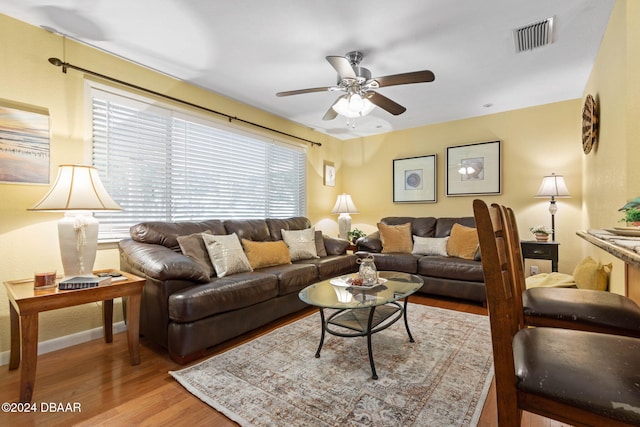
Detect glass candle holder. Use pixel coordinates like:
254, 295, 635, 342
34, 271, 57, 289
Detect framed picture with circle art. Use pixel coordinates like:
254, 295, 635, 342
393, 154, 437, 203
446, 140, 501, 196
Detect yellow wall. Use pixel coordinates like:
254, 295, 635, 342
339, 101, 583, 275
581, 0, 640, 295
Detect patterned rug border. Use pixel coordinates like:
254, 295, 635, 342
170, 304, 494, 427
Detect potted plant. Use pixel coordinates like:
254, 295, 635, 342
529, 225, 552, 242
347, 228, 366, 244
620, 207, 640, 227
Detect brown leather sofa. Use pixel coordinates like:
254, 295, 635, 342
119, 217, 358, 364
355, 217, 486, 304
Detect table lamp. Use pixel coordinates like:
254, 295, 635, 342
331, 193, 359, 240
28, 164, 122, 278
534, 173, 570, 241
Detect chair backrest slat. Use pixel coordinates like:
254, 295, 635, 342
473, 199, 524, 425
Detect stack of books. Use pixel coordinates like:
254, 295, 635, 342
58, 275, 112, 290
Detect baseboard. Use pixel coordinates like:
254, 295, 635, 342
0, 321, 127, 367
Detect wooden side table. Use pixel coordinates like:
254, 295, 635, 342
521, 240, 560, 272
3, 269, 145, 402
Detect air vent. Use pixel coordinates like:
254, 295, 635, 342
514, 17, 554, 53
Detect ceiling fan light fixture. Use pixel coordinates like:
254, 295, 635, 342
332, 93, 375, 118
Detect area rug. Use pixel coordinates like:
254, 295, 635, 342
169, 304, 494, 427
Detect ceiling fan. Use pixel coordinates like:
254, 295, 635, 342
276, 51, 435, 120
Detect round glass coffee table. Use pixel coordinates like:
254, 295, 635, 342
298, 271, 423, 379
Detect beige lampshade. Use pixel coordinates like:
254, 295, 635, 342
29, 164, 121, 211
331, 193, 360, 214
534, 173, 571, 198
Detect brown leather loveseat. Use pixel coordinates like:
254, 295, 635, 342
355, 216, 486, 304
119, 216, 358, 364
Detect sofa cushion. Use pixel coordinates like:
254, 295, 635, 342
223, 219, 271, 242
412, 236, 449, 256
418, 256, 484, 282
130, 219, 226, 251
364, 253, 418, 274
447, 223, 479, 260
168, 272, 279, 322
296, 254, 359, 279
203, 234, 253, 277
381, 217, 437, 238
281, 227, 319, 261
177, 231, 214, 277
434, 217, 476, 238
378, 222, 413, 253
266, 217, 312, 241
257, 263, 318, 296
242, 239, 291, 269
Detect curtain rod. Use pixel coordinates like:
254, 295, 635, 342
47, 57, 321, 147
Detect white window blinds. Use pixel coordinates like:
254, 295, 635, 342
90, 88, 306, 240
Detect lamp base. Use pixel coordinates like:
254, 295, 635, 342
58, 212, 98, 278
337, 213, 352, 241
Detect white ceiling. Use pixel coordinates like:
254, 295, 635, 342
2, 0, 615, 140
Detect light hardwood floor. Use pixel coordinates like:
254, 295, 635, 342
0, 295, 571, 426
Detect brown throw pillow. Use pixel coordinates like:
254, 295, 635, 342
177, 231, 214, 277
315, 230, 328, 257
447, 223, 479, 260
378, 222, 413, 253
242, 239, 292, 269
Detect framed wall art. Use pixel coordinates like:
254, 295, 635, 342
393, 154, 437, 203
446, 140, 501, 196
323, 161, 335, 187
0, 102, 50, 184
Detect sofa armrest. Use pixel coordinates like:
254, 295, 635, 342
323, 236, 350, 255
356, 231, 382, 253
118, 239, 209, 283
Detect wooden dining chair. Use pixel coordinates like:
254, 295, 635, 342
505, 206, 640, 338
473, 199, 640, 426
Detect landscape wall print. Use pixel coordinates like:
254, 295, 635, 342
0, 103, 50, 184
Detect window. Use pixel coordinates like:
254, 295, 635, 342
89, 86, 306, 240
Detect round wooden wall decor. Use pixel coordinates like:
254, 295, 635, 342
582, 94, 599, 154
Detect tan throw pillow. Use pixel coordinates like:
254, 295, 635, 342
177, 231, 214, 277
572, 256, 611, 291
242, 239, 291, 269
447, 223, 479, 260
378, 222, 413, 253
281, 228, 319, 261
202, 233, 252, 277
412, 235, 449, 256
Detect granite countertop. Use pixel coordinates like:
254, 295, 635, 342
577, 229, 640, 268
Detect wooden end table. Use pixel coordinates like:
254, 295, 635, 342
3, 269, 145, 402
521, 240, 559, 272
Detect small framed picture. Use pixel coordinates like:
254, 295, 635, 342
323, 161, 335, 187
0, 102, 50, 184
446, 140, 501, 196
393, 154, 437, 203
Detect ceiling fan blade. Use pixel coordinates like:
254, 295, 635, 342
372, 70, 435, 88
322, 97, 341, 120
326, 56, 357, 80
366, 91, 406, 115
276, 86, 333, 97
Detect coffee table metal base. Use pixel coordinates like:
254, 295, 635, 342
314, 298, 414, 380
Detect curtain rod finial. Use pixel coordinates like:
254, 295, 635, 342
48, 57, 63, 66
